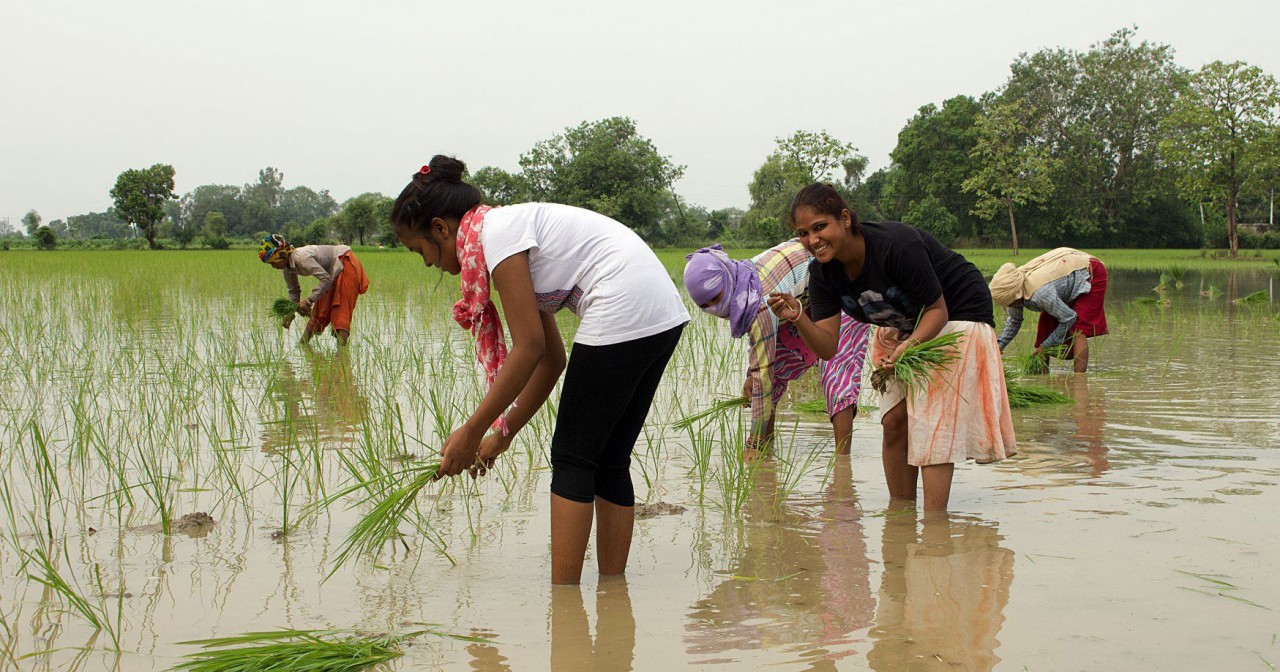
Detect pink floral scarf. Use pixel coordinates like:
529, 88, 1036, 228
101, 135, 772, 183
451, 204, 510, 435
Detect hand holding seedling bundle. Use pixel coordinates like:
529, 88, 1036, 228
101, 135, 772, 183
270, 298, 302, 328
869, 329, 965, 395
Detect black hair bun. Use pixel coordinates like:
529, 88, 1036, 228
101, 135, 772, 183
428, 155, 467, 183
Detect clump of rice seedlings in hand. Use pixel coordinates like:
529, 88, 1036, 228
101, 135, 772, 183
270, 298, 300, 319
1018, 344, 1066, 375
673, 396, 748, 430
870, 331, 964, 396
1004, 367, 1073, 408
314, 461, 442, 578
173, 626, 487, 672
1233, 290, 1268, 305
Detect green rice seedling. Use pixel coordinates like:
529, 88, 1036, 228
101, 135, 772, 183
672, 396, 748, 431
314, 461, 442, 578
869, 331, 964, 396
1153, 272, 1170, 293
270, 298, 300, 320
172, 627, 453, 672
1233, 290, 1269, 305
1166, 265, 1186, 289
793, 399, 827, 414
1004, 369, 1073, 408
24, 548, 120, 651
1131, 296, 1170, 307
1201, 284, 1222, 298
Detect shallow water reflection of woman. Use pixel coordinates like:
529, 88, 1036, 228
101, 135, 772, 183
684, 457, 874, 668
868, 511, 1014, 671
550, 577, 635, 671
260, 349, 368, 452
1069, 374, 1110, 477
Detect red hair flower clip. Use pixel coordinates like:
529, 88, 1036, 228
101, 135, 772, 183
419, 165, 431, 175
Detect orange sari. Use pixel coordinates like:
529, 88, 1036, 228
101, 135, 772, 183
308, 251, 369, 333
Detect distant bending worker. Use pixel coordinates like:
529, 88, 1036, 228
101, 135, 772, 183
988, 247, 1108, 373
259, 234, 370, 346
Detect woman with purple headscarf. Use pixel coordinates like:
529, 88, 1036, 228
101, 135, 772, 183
684, 240, 871, 454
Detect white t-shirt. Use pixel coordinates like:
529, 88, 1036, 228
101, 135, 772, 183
479, 203, 689, 346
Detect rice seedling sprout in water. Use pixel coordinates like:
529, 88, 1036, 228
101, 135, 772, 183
313, 461, 443, 578
1004, 368, 1073, 408
673, 396, 748, 431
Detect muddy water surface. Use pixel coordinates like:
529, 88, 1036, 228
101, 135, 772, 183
1, 256, 1278, 671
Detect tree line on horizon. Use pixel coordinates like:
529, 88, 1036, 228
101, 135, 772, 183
5, 28, 1279, 257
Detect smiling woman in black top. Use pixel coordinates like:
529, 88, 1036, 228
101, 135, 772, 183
766, 183, 1016, 510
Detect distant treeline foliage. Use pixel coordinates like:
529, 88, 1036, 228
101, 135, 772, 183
8, 28, 1279, 255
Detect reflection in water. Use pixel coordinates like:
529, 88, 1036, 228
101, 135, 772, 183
551, 578, 635, 671
685, 458, 873, 667
260, 349, 368, 452
1069, 375, 1110, 477
868, 510, 1014, 671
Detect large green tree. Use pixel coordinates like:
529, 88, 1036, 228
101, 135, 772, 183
881, 96, 983, 240
1160, 60, 1280, 257
470, 166, 530, 206
963, 100, 1057, 255
1003, 28, 1187, 242
518, 117, 684, 240
741, 130, 868, 244
335, 193, 393, 246
110, 164, 176, 249
22, 210, 42, 236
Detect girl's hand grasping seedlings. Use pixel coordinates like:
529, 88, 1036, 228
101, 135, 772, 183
470, 432, 514, 477
440, 424, 483, 477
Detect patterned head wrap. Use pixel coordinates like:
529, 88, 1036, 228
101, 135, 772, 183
259, 234, 292, 264
683, 244, 763, 339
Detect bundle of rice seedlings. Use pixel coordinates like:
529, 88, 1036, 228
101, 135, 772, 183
1201, 284, 1222, 298
270, 298, 300, 319
1017, 344, 1067, 375
1153, 272, 1170, 293
1166, 265, 1186, 289
1004, 368, 1073, 408
673, 396, 748, 430
793, 399, 827, 414
316, 462, 442, 577
1233, 290, 1268, 305
173, 629, 409, 672
173, 625, 486, 672
1132, 296, 1170, 307
869, 331, 963, 396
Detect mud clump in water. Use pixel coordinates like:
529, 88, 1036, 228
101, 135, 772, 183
635, 502, 687, 519
173, 512, 216, 537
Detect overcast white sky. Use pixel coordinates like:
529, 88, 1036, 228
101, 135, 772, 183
3, 0, 1279, 226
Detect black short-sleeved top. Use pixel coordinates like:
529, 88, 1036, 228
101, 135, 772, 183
808, 221, 994, 332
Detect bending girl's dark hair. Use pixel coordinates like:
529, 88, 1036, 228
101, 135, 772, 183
788, 182, 860, 233
390, 155, 484, 237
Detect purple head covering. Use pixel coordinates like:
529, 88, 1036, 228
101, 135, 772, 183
683, 244, 763, 339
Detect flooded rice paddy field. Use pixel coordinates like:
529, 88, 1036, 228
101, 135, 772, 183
1, 250, 1278, 671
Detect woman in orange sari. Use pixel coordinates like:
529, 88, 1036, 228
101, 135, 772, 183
259, 234, 369, 345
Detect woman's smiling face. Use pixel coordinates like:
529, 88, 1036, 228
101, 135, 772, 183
791, 205, 854, 263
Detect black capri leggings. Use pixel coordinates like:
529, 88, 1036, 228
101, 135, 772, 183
549, 323, 685, 506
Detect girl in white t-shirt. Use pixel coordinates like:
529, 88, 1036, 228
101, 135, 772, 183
390, 155, 689, 585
